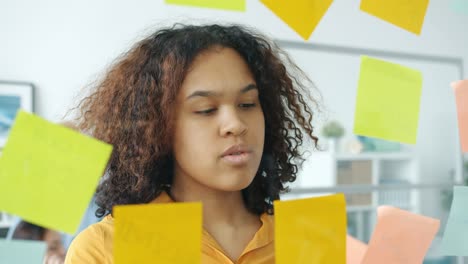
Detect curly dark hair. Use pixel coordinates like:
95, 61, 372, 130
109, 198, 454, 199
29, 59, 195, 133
75, 24, 320, 218
12, 221, 46, 240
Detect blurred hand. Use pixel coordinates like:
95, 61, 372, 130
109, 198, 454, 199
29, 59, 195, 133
43, 253, 65, 264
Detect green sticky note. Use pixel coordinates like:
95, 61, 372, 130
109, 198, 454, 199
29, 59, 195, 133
165, 0, 245, 11
451, 0, 468, 15
0, 110, 113, 234
0, 239, 47, 264
441, 186, 468, 256
353, 56, 423, 144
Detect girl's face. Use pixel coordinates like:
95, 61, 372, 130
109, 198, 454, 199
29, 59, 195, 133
172, 47, 265, 193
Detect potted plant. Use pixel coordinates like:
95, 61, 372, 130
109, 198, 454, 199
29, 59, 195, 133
322, 120, 344, 152
441, 160, 468, 211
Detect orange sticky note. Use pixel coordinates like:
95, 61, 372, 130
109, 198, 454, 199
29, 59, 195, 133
114, 202, 202, 264
274, 194, 347, 263
347, 234, 368, 264
362, 206, 440, 264
360, 0, 430, 35
451, 80, 468, 152
260, 0, 334, 40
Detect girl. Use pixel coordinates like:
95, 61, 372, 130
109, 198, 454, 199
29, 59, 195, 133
65, 24, 319, 264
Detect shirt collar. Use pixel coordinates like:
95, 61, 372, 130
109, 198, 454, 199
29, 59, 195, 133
150, 191, 274, 253
150, 190, 174, 204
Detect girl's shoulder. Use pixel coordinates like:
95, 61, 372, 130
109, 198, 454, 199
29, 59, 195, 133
258, 213, 275, 243
65, 215, 114, 264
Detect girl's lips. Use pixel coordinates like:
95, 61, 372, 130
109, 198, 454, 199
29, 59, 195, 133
221, 144, 251, 157
221, 152, 251, 166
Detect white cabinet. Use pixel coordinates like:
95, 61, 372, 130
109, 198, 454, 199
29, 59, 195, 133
335, 152, 420, 212
284, 151, 420, 242
0, 149, 11, 230
288, 151, 419, 205
0, 212, 13, 229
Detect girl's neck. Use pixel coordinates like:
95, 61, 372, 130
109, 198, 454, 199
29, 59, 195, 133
169, 178, 263, 261
169, 182, 258, 229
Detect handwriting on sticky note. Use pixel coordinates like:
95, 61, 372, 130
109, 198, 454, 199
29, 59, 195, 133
117, 219, 183, 261
114, 202, 202, 264
0, 110, 113, 234
274, 193, 347, 264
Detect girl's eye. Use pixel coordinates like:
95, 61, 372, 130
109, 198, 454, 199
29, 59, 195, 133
195, 103, 256, 115
240, 103, 256, 108
195, 108, 216, 115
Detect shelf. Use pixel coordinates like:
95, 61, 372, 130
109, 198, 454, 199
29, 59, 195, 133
0, 212, 13, 229
291, 148, 420, 243
335, 152, 415, 161
0, 222, 11, 229
346, 205, 376, 212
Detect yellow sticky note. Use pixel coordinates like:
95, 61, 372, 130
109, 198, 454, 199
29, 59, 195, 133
165, 0, 245, 11
360, 0, 430, 35
114, 202, 202, 264
261, 0, 334, 40
274, 194, 346, 263
354, 56, 423, 144
0, 110, 112, 234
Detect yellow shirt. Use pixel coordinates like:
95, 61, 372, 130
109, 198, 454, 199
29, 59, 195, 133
65, 192, 274, 264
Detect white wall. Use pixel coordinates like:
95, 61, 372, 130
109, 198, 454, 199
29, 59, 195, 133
1, 0, 468, 121
1, 0, 467, 212
1, 0, 467, 243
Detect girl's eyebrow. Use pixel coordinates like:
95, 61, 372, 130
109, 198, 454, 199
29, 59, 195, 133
185, 83, 258, 101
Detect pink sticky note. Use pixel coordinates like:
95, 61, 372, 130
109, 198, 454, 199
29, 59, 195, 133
347, 234, 368, 264
362, 206, 440, 264
451, 80, 468, 152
